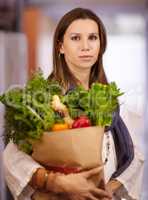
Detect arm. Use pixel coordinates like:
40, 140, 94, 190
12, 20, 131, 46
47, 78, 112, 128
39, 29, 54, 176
30, 166, 112, 200
3, 141, 42, 199
4, 142, 112, 200
107, 127, 144, 199
114, 145, 144, 200
103, 119, 144, 199
105, 126, 144, 200
115, 104, 145, 200
105, 145, 144, 200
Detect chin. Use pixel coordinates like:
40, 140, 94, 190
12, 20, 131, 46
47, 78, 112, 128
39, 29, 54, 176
80, 62, 95, 69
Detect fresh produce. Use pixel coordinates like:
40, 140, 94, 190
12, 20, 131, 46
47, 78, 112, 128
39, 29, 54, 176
72, 116, 91, 128
0, 70, 123, 154
51, 95, 74, 127
0, 70, 63, 153
62, 83, 123, 126
52, 123, 69, 131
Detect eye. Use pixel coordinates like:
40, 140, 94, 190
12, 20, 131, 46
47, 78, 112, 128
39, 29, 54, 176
71, 35, 80, 41
89, 34, 99, 40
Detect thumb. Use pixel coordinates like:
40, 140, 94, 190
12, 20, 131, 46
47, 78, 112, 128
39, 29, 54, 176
81, 165, 104, 179
99, 179, 106, 190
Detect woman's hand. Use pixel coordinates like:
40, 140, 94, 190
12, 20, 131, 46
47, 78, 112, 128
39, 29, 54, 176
105, 179, 122, 197
46, 166, 112, 200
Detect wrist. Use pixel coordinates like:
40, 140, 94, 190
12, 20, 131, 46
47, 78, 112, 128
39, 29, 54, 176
46, 172, 61, 193
30, 168, 49, 190
46, 173, 67, 194
107, 179, 122, 193
45, 172, 55, 191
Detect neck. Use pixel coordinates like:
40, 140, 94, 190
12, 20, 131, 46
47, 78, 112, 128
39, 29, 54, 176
68, 66, 91, 90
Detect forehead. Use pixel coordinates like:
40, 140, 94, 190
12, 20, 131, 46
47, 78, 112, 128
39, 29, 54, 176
65, 19, 99, 34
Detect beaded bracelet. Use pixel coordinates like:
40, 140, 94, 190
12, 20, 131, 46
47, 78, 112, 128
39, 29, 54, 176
35, 168, 49, 190
45, 172, 58, 192
43, 171, 49, 189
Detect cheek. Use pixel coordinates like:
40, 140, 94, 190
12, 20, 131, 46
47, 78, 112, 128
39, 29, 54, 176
93, 44, 100, 56
96, 42, 100, 51
64, 43, 77, 54
95, 44, 100, 56
64, 46, 78, 62
65, 45, 78, 57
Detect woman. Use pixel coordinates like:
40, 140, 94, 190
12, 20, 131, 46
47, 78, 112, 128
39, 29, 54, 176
3, 7, 144, 200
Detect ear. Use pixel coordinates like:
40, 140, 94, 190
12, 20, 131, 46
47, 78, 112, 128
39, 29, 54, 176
59, 42, 65, 54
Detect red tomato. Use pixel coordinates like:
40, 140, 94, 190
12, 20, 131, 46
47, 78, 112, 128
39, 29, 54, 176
72, 116, 91, 129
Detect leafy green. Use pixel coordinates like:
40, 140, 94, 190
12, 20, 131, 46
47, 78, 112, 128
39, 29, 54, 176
0, 70, 62, 153
0, 69, 123, 154
62, 82, 123, 126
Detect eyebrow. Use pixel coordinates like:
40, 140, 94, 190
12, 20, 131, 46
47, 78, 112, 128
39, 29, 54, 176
70, 32, 99, 35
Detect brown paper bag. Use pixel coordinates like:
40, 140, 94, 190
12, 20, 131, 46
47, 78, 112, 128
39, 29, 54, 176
31, 126, 105, 200
32, 126, 104, 169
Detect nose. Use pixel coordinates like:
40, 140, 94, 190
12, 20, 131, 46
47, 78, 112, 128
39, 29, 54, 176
81, 38, 90, 51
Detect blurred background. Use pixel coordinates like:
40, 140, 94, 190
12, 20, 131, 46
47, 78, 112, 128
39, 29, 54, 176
0, 0, 147, 199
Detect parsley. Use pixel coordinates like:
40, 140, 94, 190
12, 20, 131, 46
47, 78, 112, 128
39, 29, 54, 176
0, 70, 62, 153
62, 82, 123, 126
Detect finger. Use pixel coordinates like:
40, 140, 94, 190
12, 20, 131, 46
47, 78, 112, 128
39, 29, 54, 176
81, 165, 104, 179
86, 193, 98, 200
101, 198, 111, 200
91, 188, 112, 199
69, 194, 85, 200
99, 179, 106, 189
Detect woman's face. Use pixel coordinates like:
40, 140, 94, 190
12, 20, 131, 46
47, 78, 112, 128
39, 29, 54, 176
60, 19, 100, 70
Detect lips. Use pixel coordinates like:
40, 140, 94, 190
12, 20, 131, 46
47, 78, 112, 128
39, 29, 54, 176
79, 55, 93, 58
78, 55, 93, 61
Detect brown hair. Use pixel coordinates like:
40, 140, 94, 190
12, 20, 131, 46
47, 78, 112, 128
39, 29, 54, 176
48, 7, 108, 90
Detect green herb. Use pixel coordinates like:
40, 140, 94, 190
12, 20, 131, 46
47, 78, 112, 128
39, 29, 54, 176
62, 82, 123, 126
0, 70, 62, 153
0, 69, 123, 154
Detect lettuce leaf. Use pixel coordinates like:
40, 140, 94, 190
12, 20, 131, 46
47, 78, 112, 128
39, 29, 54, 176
62, 82, 123, 126
1, 71, 61, 153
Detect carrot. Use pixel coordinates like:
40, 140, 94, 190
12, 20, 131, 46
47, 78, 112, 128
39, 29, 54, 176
52, 123, 69, 131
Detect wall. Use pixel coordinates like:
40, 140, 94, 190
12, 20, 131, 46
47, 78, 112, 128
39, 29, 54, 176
0, 31, 28, 200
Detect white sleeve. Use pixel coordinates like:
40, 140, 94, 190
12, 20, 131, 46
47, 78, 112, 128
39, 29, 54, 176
116, 144, 144, 200
3, 141, 42, 199
115, 102, 145, 200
